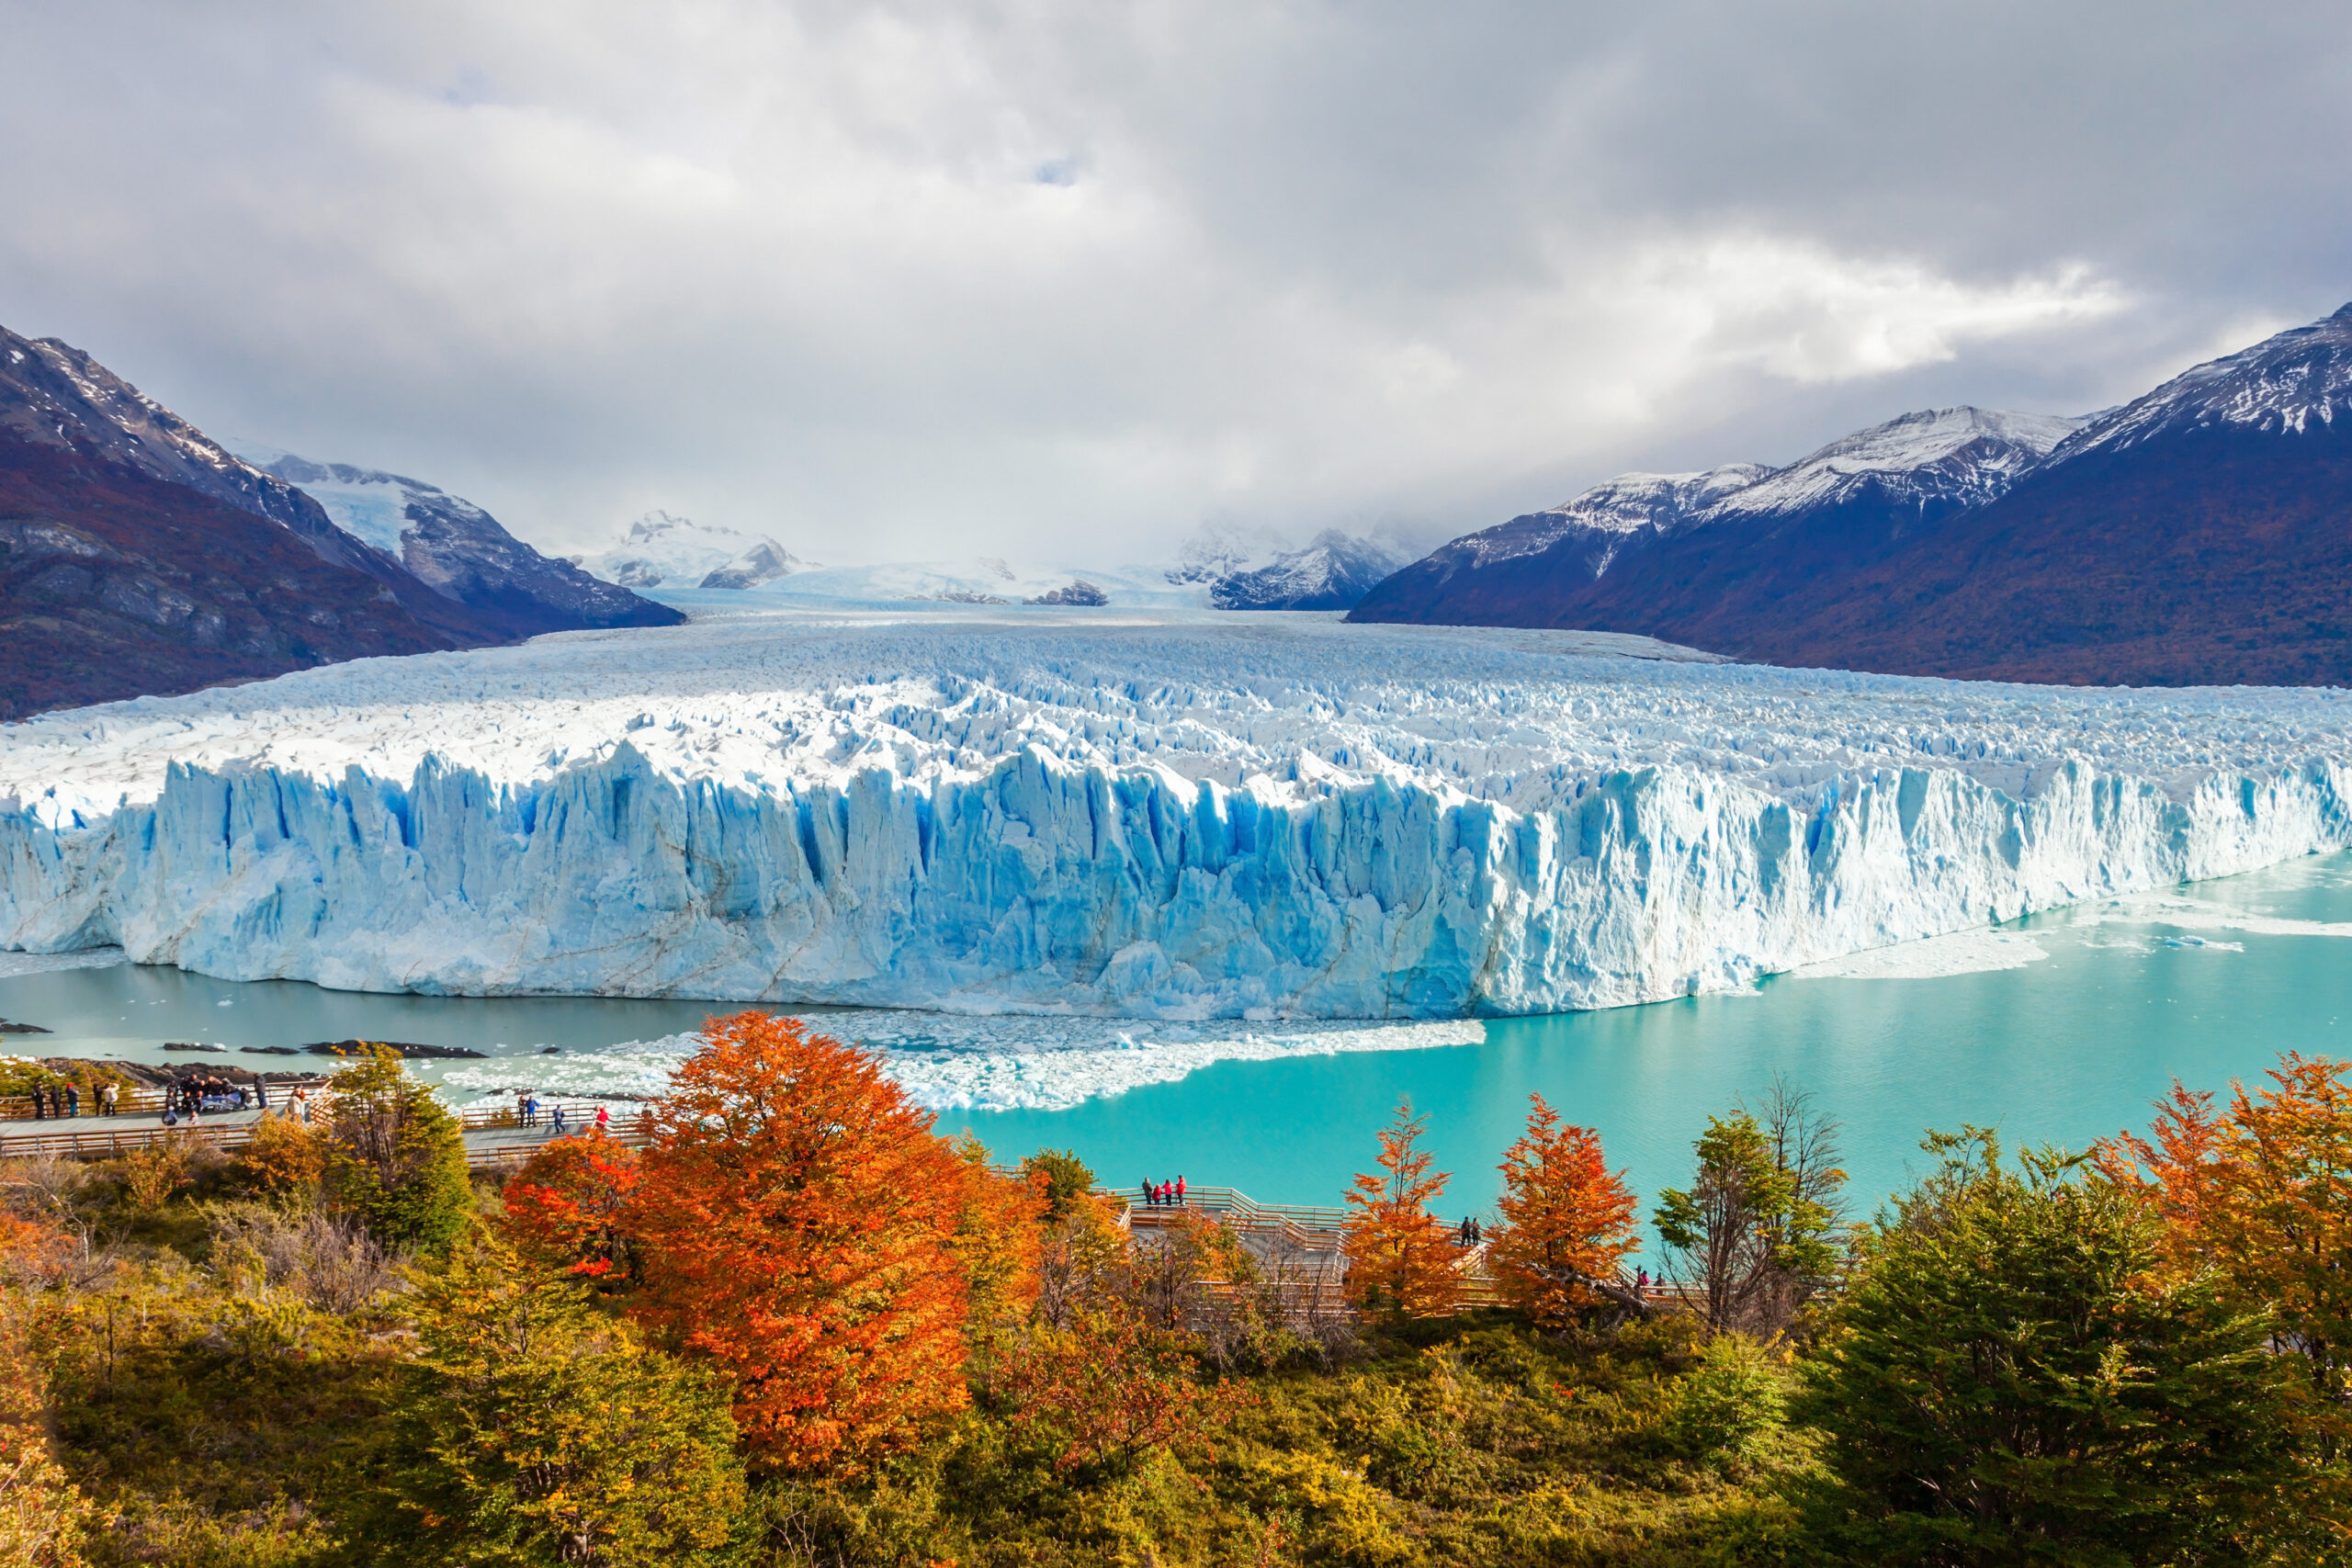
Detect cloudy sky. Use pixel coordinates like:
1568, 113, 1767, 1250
2, 2, 2346, 564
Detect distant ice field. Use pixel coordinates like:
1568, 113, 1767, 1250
5, 605, 2352, 1021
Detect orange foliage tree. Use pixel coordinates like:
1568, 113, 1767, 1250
2100, 1053, 2352, 1415
993, 1303, 1249, 1475
947, 1131, 1046, 1348
1487, 1095, 1640, 1325
503, 1129, 645, 1288
628, 1012, 978, 1475
1342, 1098, 1464, 1318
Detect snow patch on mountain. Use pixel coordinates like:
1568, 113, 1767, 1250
2054, 302, 2352, 457
6, 609, 2352, 1022
1209, 530, 1410, 610
1706, 407, 2082, 518
576, 511, 806, 590
1461, 467, 1770, 570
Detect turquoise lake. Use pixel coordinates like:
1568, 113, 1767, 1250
6, 851, 2350, 1252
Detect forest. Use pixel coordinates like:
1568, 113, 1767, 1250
3, 1012, 2347, 1567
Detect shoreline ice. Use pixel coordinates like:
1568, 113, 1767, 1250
5, 607, 2351, 1020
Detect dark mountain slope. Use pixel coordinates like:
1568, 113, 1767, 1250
0, 327, 516, 648
0, 434, 465, 720
1352, 408, 2075, 649
1755, 419, 2352, 685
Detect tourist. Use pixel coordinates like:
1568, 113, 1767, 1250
594, 1104, 610, 1133
551, 1103, 566, 1135
1175, 1175, 1186, 1205
63, 1084, 79, 1117
1634, 1267, 1649, 1293
99, 1083, 117, 1116
254, 1077, 268, 1110
1138, 1179, 1154, 1208
292, 1086, 310, 1124
28, 1087, 43, 1122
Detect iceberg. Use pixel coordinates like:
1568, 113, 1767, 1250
4, 607, 2350, 1020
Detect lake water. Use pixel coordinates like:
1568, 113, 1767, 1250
6, 852, 2351, 1252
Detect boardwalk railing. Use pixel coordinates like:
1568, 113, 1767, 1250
0, 1100, 646, 1168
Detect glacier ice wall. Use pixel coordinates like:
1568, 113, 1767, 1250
5, 609, 2352, 1018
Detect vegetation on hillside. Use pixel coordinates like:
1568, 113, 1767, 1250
2, 1019, 2350, 1564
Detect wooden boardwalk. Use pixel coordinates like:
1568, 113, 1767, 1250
0, 1100, 648, 1169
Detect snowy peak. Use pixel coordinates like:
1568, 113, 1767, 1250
2054, 302, 2352, 458
575, 510, 805, 590
1208, 528, 1409, 611
1460, 465, 1771, 570
0, 327, 361, 550
245, 447, 682, 635
1704, 407, 2082, 520
1163, 521, 1291, 585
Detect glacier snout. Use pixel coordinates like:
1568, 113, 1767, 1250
4, 743, 2341, 1018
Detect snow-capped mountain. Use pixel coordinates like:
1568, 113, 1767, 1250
1702, 406, 2081, 520
1162, 521, 1290, 585
0, 329, 416, 587
1358, 404, 2075, 631
1356, 302, 2352, 685
1453, 465, 1771, 576
1208, 529, 1411, 610
573, 510, 805, 591
2052, 301, 2352, 458
0, 325, 529, 716
243, 451, 679, 635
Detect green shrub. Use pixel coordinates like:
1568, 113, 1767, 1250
1666, 1333, 1787, 1469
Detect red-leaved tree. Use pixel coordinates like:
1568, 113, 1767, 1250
628, 1012, 975, 1475
1488, 1095, 1640, 1325
502, 1129, 644, 1288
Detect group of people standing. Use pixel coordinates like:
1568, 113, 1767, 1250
512, 1091, 609, 1136
22, 1081, 104, 1119
1140, 1175, 1188, 1207
1454, 1216, 1485, 1246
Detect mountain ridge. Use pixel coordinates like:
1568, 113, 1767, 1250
1351, 305, 2352, 686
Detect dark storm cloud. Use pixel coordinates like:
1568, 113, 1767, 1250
0, 1, 2342, 562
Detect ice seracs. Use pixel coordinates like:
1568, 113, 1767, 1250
5, 607, 2351, 1021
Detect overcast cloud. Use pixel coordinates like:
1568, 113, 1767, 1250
2, 1, 2346, 563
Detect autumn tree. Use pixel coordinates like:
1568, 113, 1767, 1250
0, 1211, 89, 1568
950, 1132, 1046, 1348
628, 1011, 976, 1475
502, 1129, 644, 1289
1487, 1095, 1640, 1325
320, 1047, 472, 1255
993, 1302, 1250, 1477
2100, 1053, 2352, 1438
371, 1230, 744, 1567
234, 1111, 328, 1200
1342, 1099, 1464, 1319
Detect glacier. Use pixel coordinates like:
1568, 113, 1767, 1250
5, 605, 2352, 1021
